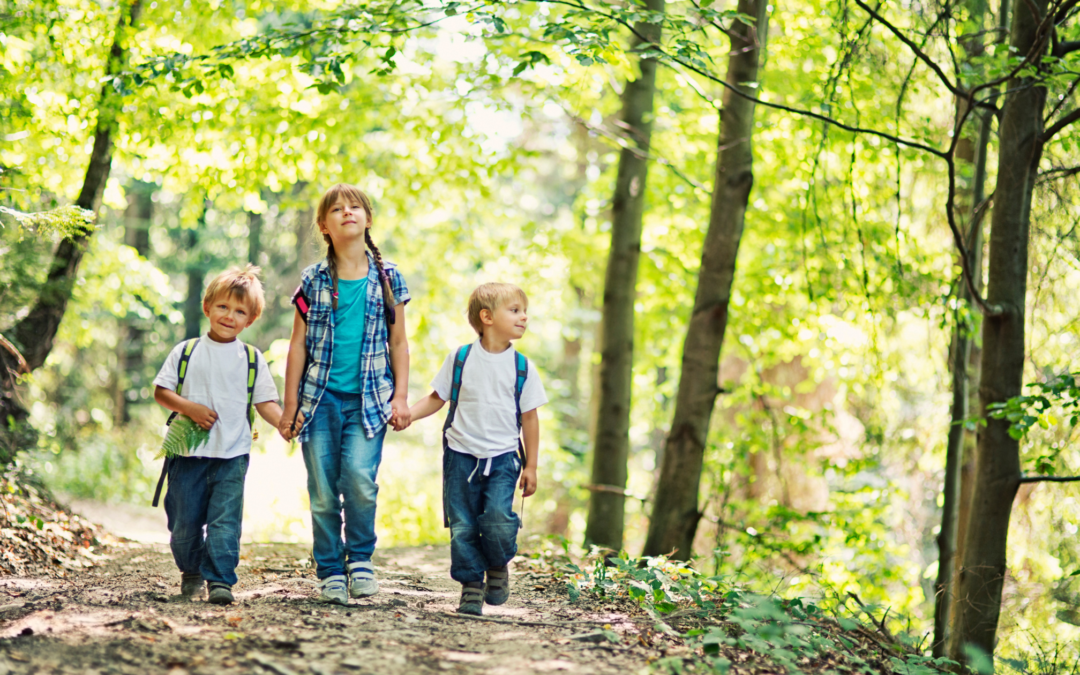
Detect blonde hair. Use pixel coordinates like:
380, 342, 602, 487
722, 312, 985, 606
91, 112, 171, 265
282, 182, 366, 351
467, 283, 528, 335
314, 183, 396, 323
202, 264, 265, 321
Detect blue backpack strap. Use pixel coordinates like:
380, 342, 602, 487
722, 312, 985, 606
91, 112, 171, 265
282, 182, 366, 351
442, 344, 473, 444
514, 350, 528, 464
154, 337, 199, 507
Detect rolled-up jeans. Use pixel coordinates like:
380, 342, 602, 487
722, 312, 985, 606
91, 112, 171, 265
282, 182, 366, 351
302, 388, 386, 580
443, 448, 521, 584
165, 454, 249, 586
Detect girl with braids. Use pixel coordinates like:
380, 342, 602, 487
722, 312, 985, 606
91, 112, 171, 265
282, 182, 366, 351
279, 183, 411, 605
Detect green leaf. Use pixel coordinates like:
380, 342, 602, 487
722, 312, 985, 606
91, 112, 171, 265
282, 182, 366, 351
159, 415, 210, 459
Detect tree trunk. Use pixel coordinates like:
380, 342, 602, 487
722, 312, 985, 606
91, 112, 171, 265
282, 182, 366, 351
641, 0, 769, 560
184, 222, 203, 341
115, 179, 155, 425
933, 0, 1003, 656
584, 0, 665, 551
248, 210, 263, 266
949, 0, 1048, 661
0, 0, 142, 463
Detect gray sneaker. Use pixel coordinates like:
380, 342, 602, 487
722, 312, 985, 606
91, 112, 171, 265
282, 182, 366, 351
347, 561, 378, 598
207, 583, 234, 605
318, 574, 349, 605
485, 566, 510, 605
458, 582, 484, 616
179, 573, 205, 601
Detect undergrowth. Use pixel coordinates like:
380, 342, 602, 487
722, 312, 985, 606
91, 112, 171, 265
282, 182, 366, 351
523, 539, 992, 675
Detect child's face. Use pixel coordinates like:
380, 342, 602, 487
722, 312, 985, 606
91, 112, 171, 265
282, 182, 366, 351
203, 292, 256, 342
484, 297, 528, 342
320, 197, 370, 243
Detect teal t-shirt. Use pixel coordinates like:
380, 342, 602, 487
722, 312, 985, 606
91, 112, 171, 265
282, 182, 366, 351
327, 277, 368, 394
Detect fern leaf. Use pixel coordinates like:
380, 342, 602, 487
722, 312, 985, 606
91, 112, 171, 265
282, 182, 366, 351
159, 415, 211, 458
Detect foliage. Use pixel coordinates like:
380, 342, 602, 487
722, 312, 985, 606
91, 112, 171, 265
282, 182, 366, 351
157, 414, 209, 459
536, 543, 969, 675
0, 204, 95, 239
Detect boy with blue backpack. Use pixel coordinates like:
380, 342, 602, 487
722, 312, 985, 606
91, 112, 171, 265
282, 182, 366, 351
407, 282, 547, 615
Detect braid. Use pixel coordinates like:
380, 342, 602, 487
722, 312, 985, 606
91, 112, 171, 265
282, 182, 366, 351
365, 228, 396, 325
326, 239, 339, 311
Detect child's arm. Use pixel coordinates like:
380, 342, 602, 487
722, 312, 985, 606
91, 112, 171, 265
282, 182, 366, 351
279, 309, 307, 441
388, 302, 411, 431
520, 408, 540, 497
408, 391, 446, 422
255, 401, 283, 430
154, 387, 218, 430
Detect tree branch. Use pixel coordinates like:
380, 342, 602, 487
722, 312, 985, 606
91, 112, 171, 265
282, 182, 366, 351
853, 0, 961, 96
1043, 107, 1080, 142
1018, 475, 1080, 483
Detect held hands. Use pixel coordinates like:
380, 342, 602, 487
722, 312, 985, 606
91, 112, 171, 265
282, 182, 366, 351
187, 404, 219, 431
390, 396, 411, 431
278, 405, 305, 442
519, 466, 538, 498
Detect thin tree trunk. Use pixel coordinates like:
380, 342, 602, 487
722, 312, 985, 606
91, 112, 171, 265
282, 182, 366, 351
641, 0, 769, 560
0, 0, 142, 463
949, 0, 1048, 661
115, 179, 154, 426
584, 0, 666, 551
248, 210, 263, 266
184, 205, 208, 340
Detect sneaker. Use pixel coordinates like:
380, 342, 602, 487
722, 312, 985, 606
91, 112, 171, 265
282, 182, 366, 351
485, 566, 510, 605
318, 575, 349, 605
348, 561, 378, 598
207, 583, 234, 605
179, 573, 205, 601
458, 581, 484, 616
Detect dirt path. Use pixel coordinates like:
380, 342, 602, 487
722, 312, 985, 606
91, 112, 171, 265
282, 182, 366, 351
0, 543, 660, 675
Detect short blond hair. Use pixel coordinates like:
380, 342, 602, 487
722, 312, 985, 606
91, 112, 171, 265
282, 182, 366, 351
202, 264, 265, 322
467, 282, 528, 335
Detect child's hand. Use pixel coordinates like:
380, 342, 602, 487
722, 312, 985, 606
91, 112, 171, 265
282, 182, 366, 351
279, 407, 304, 441
519, 467, 538, 498
188, 404, 219, 431
390, 397, 411, 431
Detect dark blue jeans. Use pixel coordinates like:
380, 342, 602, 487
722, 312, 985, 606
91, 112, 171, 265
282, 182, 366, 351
164, 454, 249, 587
302, 388, 386, 580
443, 449, 521, 584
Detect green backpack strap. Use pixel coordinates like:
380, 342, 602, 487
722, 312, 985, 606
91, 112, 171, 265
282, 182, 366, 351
154, 337, 200, 507
244, 343, 258, 437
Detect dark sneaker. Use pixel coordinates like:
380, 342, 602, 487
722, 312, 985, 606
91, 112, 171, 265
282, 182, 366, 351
207, 583, 234, 605
317, 575, 349, 605
458, 582, 484, 616
485, 566, 510, 605
180, 573, 205, 601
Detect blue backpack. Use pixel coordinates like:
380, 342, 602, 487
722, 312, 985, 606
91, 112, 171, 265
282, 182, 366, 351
442, 344, 528, 460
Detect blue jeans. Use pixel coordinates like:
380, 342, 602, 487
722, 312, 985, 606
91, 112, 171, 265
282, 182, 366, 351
302, 388, 386, 580
443, 449, 521, 584
164, 454, 249, 587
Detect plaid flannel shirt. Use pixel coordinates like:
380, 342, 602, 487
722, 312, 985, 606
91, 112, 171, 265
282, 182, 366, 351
295, 252, 410, 441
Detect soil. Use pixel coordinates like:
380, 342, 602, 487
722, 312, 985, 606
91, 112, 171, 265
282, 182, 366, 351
0, 540, 672, 675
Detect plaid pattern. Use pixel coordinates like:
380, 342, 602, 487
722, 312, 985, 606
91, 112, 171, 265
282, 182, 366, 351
297, 252, 410, 441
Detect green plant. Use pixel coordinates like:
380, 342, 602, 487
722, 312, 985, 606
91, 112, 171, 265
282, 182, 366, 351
158, 415, 210, 459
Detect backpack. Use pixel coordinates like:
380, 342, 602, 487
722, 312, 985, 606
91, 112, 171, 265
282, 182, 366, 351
151, 338, 258, 507
441, 344, 528, 461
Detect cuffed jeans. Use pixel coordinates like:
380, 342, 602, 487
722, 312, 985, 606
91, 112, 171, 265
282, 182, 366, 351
302, 388, 386, 580
164, 454, 249, 587
443, 449, 521, 584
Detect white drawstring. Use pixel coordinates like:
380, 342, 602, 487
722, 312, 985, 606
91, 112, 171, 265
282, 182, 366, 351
483, 457, 492, 476
466, 456, 495, 482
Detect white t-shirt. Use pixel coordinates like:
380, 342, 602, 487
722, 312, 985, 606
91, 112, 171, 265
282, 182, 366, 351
153, 336, 279, 459
432, 341, 547, 459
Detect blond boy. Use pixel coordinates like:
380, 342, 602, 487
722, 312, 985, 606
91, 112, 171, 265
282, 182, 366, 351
153, 264, 282, 604
408, 283, 547, 615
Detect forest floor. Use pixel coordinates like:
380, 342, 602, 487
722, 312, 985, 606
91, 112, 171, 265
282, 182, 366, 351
0, 467, 933, 675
